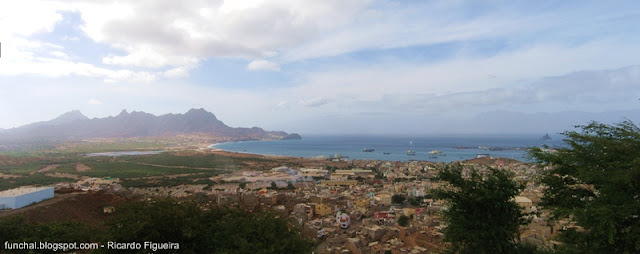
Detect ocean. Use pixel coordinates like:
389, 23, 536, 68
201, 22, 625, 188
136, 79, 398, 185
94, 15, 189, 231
211, 135, 564, 163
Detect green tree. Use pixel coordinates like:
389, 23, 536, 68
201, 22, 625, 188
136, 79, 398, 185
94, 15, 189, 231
433, 165, 530, 254
391, 194, 406, 204
0, 215, 104, 253
105, 198, 206, 253
408, 196, 423, 206
0, 215, 36, 243
239, 182, 247, 189
530, 121, 640, 253
204, 209, 315, 253
104, 198, 314, 254
397, 215, 410, 227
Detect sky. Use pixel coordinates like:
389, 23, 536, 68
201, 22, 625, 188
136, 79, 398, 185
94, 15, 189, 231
1, 0, 640, 135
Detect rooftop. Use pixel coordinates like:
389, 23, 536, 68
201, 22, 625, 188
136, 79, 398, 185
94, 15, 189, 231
514, 196, 533, 203
0, 186, 53, 197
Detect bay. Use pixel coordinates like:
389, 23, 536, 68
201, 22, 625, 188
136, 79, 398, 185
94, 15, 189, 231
211, 135, 564, 163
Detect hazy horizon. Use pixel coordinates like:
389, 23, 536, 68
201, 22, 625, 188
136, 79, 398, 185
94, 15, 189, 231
1, 1, 640, 135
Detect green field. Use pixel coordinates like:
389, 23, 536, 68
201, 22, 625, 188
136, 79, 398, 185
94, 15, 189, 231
0, 173, 76, 191
125, 153, 270, 169
0, 143, 275, 190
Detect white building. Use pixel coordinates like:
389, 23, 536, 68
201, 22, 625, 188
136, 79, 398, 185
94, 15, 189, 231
0, 187, 54, 209
336, 211, 351, 229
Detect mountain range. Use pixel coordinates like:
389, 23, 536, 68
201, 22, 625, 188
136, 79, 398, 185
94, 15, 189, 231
0, 108, 301, 143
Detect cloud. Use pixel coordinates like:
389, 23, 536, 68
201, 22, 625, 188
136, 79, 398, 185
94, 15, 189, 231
88, 98, 103, 105
0, 0, 369, 79
74, 0, 370, 65
2, 0, 639, 82
163, 65, 195, 78
247, 59, 280, 71
299, 97, 328, 107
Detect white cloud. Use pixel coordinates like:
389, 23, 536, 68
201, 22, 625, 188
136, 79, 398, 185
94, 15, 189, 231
0, 54, 159, 83
50, 51, 69, 59
0, 0, 369, 78
66, 0, 369, 66
299, 97, 328, 107
163, 65, 194, 78
88, 98, 103, 105
3, 0, 638, 81
247, 59, 280, 71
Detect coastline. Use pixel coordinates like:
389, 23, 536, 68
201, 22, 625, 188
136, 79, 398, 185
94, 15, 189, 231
207, 139, 534, 164
207, 142, 302, 160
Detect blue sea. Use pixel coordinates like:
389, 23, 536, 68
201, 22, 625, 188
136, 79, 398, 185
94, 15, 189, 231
211, 135, 564, 163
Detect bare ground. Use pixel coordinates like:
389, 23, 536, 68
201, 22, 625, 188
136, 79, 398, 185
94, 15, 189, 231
76, 163, 91, 172
45, 172, 82, 180
0, 173, 23, 179
0, 192, 128, 226
30, 164, 59, 175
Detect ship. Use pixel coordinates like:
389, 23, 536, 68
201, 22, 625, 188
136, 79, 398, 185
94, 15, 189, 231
362, 148, 375, 152
383, 152, 390, 155
407, 141, 416, 156
428, 150, 446, 158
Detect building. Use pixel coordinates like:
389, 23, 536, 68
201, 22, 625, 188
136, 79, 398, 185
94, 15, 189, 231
333, 169, 375, 179
320, 180, 358, 186
0, 187, 54, 209
315, 203, 333, 216
337, 212, 351, 229
515, 196, 535, 214
355, 199, 369, 208
300, 168, 329, 178
515, 196, 533, 208
374, 193, 392, 206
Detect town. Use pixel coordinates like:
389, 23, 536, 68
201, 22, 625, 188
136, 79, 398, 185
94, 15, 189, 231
1, 149, 562, 254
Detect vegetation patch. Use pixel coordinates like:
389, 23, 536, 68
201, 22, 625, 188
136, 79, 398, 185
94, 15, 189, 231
0, 173, 75, 191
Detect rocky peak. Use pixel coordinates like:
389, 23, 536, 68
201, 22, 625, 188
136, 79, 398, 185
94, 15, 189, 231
50, 110, 88, 124
117, 109, 129, 117
185, 108, 218, 120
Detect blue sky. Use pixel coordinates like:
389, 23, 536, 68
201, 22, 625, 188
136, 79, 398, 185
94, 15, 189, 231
1, 0, 640, 134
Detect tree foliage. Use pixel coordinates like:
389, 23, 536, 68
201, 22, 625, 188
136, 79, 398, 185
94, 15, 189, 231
391, 194, 406, 204
0, 215, 99, 254
397, 215, 410, 227
0, 198, 315, 254
103, 198, 315, 254
433, 165, 530, 254
530, 121, 640, 253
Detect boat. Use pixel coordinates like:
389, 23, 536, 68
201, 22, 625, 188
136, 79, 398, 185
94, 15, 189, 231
383, 152, 390, 155
429, 150, 446, 158
362, 148, 374, 152
407, 141, 416, 156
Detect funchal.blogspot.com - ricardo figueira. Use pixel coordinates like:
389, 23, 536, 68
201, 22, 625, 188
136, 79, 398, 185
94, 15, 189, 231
4, 241, 180, 252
